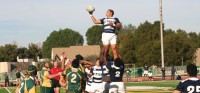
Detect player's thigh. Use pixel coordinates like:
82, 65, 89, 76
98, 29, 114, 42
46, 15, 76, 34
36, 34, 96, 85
111, 44, 117, 52
102, 45, 110, 52
102, 33, 110, 45
110, 35, 117, 45
54, 87, 60, 93
91, 83, 103, 93
85, 83, 93, 92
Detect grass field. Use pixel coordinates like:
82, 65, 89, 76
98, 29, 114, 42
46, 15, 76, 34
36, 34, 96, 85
126, 80, 179, 87
1, 80, 180, 93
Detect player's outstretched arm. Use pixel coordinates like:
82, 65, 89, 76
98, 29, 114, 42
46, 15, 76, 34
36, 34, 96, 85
89, 14, 101, 24
61, 57, 66, 70
46, 72, 62, 79
80, 60, 95, 66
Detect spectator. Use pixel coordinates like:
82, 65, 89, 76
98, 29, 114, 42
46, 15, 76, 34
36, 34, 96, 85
161, 68, 165, 80
16, 69, 21, 86
171, 65, 176, 80
143, 64, 149, 77
148, 71, 153, 81
137, 68, 143, 81
125, 68, 131, 82
4, 72, 9, 87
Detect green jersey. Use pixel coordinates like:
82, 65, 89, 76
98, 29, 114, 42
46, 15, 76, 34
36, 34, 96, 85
19, 77, 36, 93
64, 68, 83, 93
40, 69, 53, 87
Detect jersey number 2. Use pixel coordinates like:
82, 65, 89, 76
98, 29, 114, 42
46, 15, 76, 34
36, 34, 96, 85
115, 71, 120, 77
71, 74, 77, 83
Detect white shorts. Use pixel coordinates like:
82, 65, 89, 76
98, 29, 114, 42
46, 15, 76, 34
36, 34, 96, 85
102, 82, 110, 93
85, 82, 93, 92
91, 83, 103, 93
144, 70, 148, 75
102, 33, 117, 45
109, 82, 126, 93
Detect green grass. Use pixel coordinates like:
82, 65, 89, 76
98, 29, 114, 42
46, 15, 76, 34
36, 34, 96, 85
4, 80, 180, 93
3, 87, 16, 93
127, 90, 173, 93
0, 87, 10, 93
126, 80, 180, 88
4, 86, 66, 93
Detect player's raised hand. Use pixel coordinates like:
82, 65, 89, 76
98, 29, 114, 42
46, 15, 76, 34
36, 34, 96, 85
86, 5, 95, 15
88, 11, 94, 15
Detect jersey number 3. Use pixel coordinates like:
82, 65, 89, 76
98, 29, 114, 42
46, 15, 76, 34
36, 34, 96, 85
187, 86, 200, 93
71, 74, 77, 83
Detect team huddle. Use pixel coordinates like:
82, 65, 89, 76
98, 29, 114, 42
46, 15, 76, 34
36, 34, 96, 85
15, 54, 125, 93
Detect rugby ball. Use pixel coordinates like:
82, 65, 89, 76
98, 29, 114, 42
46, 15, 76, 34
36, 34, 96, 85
86, 5, 95, 12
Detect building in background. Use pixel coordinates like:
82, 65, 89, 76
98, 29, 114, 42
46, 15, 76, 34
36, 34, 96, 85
51, 45, 101, 61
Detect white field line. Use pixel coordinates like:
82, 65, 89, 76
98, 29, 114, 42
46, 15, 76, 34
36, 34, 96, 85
3, 87, 12, 93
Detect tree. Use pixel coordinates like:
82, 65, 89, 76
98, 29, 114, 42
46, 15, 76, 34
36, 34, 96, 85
17, 47, 28, 59
42, 28, 84, 58
0, 44, 18, 62
118, 26, 136, 64
133, 21, 161, 66
27, 43, 42, 61
117, 21, 200, 66
164, 29, 198, 66
86, 25, 103, 45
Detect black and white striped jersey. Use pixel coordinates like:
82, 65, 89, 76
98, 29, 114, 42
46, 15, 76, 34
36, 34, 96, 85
90, 66, 102, 83
85, 68, 93, 85
100, 17, 120, 33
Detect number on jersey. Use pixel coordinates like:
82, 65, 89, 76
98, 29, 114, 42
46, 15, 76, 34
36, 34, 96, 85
71, 74, 77, 83
115, 71, 120, 77
187, 86, 200, 93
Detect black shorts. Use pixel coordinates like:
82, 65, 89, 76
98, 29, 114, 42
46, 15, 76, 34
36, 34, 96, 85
149, 76, 153, 79
138, 74, 142, 77
52, 79, 61, 88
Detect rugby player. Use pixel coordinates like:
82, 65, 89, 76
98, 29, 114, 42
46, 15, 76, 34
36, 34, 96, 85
50, 61, 62, 93
89, 9, 122, 62
40, 62, 62, 93
89, 59, 103, 93
16, 65, 37, 93
60, 59, 83, 93
173, 64, 200, 93
107, 58, 125, 93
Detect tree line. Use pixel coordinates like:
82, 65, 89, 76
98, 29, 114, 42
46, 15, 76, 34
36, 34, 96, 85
0, 43, 42, 62
0, 20, 199, 66
86, 21, 200, 66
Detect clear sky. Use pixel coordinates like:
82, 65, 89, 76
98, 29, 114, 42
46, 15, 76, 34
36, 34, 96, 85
0, 0, 199, 47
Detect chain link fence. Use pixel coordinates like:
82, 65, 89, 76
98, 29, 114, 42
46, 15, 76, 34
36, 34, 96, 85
126, 65, 200, 78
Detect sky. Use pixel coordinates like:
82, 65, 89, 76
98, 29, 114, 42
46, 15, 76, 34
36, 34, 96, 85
0, 0, 199, 47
